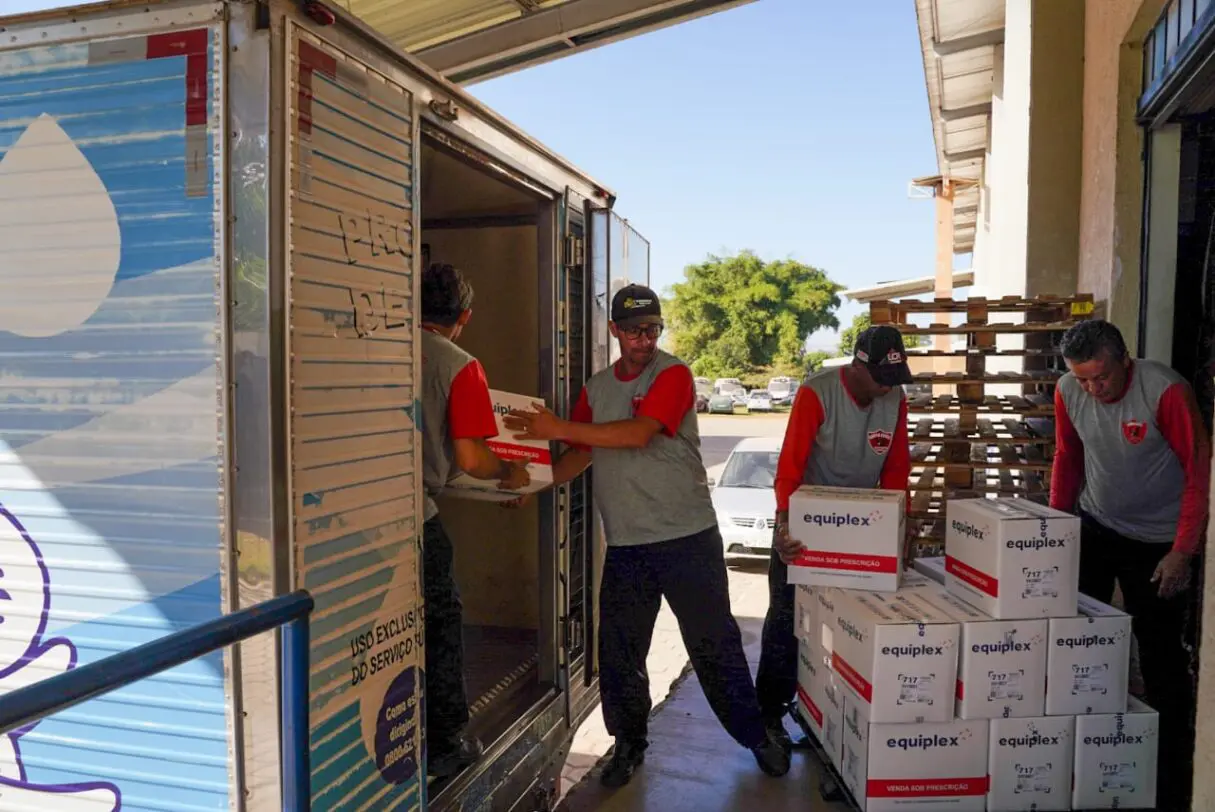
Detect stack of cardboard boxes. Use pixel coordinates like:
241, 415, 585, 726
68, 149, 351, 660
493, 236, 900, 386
789, 487, 1159, 811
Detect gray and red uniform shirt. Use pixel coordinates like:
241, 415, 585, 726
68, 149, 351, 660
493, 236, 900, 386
1052, 359, 1210, 552
420, 328, 498, 522
571, 350, 716, 546
773, 367, 911, 514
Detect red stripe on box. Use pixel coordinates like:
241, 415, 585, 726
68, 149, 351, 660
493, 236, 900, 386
146, 29, 208, 58
796, 686, 823, 727
830, 652, 872, 703
946, 555, 999, 598
956, 679, 964, 700
486, 442, 552, 465
792, 549, 898, 574
866, 776, 990, 798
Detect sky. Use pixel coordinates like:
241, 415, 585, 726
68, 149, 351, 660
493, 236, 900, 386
7, 0, 943, 352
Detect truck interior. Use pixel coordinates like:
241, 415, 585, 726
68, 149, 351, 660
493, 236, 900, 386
421, 133, 560, 769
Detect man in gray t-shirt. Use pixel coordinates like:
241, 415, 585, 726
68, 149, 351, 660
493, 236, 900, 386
418, 264, 529, 779
505, 285, 790, 789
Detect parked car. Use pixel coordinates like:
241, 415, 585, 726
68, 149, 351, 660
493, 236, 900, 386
696, 392, 710, 412
746, 390, 773, 412
767, 376, 796, 405
708, 392, 736, 414
710, 437, 781, 560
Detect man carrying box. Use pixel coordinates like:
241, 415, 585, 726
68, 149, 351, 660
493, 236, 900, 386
419, 263, 531, 778
760, 325, 913, 754
1051, 318, 1210, 809
504, 284, 790, 788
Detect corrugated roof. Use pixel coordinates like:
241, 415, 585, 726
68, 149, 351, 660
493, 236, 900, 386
336, 0, 569, 53
913, 0, 1004, 254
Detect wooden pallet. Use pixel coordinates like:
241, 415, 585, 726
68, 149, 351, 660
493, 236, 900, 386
906, 392, 1054, 415
870, 292, 1095, 320
909, 417, 1054, 446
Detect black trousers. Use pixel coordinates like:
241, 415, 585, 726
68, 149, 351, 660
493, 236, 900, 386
423, 516, 470, 752
598, 525, 767, 750
756, 546, 796, 720
1078, 513, 1194, 807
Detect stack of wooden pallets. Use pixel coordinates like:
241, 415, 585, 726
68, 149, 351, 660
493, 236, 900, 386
868, 293, 1096, 555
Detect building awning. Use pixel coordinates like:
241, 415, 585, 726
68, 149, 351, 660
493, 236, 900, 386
914, 0, 1004, 254
841, 270, 975, 303
339, 0, 756, 84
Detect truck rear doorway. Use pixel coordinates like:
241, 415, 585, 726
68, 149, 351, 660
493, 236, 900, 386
421, 134, 560, 766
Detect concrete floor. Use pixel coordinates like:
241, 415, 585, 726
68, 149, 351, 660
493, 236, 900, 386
557, 616, 853, 812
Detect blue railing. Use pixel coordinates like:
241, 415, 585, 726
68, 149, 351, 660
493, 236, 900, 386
0, 589, 315, 811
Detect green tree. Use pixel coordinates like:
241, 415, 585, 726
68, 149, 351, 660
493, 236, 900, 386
837, 312, 923, 356
667, 251, 843, 379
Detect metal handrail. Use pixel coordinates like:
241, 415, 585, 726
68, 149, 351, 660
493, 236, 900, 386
0, 589, 315, 811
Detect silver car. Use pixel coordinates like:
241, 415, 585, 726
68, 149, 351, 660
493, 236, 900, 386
710, 436, 781, 560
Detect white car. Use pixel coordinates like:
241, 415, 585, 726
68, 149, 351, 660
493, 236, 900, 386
746, 390, 773, 412
709, 436, 780, 559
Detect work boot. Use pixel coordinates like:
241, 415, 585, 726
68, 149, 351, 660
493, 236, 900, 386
600, 739, 647, 788
751, 730, 792, 777
428, 736, 483, 779
764, 713, 794, 753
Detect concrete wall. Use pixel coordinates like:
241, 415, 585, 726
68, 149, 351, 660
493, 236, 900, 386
1078, 0, 1167, 339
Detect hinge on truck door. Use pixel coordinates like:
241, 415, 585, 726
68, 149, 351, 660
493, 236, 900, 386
564, 235, 584, 268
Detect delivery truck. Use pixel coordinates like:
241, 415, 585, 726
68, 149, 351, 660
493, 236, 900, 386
0, 1, 647, 809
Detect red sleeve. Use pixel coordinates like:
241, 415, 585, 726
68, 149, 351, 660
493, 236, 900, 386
636, 365, 695, 437
448, 360, 498, 440
1050, 387, 1085, 513
1156, 382, 1211, 555
879, 396, 912, 514
775, 387, 825, 512
568, 388, 593, 452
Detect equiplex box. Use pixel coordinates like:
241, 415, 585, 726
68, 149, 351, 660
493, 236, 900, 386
945, 498, 1080, 619
444, 390, 554, 501
796, 639, 825, 741
829, 587, 959, 723
840, 690, 990, 812
1046, 593, 1131, 715
907, 579, 1048, 719
795, 584, 818, 650
987, 715, 1074, 812
787, 486, 905, 591
814, 656, 846, 772
1072, 697, 1159, 810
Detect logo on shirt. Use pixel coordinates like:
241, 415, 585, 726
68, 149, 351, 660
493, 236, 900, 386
1121, 419, 1147, 445
867, 429, 892, 456
631, 394, 644, 417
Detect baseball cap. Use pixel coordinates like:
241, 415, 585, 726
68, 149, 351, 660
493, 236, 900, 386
853, 325, 914, 387
611, 284, 664, 328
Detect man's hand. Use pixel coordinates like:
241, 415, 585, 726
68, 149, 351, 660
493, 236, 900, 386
497, 460, 530, 491
500, 494, 534, 510
505, 403, 564, 442
1151, 549, 1192, 598
774, 521, 805, 565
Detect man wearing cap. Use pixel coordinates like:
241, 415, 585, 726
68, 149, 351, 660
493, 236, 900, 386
1051, 319, 1210, 809
419, 263, 531, 778
758, 325, 913, 751
505, 284, 791, 788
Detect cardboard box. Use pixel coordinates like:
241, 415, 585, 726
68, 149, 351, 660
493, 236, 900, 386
795, 584, 817, 650
912, 555, 947, 584
906, 577, 1048, 719
829, 586, 959, 723
840, 690, 990, 811
787, 486, 905, 591
796, 639, 824, 741
944, 498, 1080, 619
444, 390, 554, 501
1072, 697, 1159, 810
815, 587, 837, 656
816, 656, 845, 772
987, 715, 1075, 811
1046, 593, 1131, 716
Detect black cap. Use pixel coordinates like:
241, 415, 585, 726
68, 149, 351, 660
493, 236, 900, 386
854, 325, 914, 387
611, 284, 663, 328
